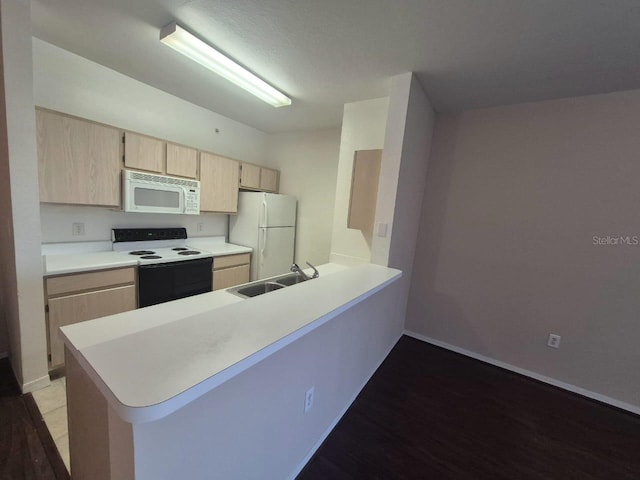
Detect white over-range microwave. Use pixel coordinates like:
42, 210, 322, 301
123, 169, 201, 215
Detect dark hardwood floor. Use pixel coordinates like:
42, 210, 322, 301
297, 335, 640, 480
0, 359, 69, 480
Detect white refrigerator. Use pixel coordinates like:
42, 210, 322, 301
229, 192, 297, 281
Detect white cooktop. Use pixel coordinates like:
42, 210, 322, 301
42, 236, 252, 275
122, 246, 214, 265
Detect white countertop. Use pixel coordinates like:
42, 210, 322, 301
42, 237, 252, 276
186, 238, 252, 256
44, 251, 140, 276
61, 263, 401, 423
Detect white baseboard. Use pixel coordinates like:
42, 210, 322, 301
21, 373, 51, 394
404, 330, 640, 416
288, 331, 404, 480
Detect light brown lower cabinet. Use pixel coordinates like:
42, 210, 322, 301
212, 253, 251, 290
45, 267, 137, 368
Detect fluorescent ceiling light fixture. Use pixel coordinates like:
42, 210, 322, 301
160, 22, 291, 108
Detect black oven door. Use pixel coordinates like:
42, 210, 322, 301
138, 257, 213, 308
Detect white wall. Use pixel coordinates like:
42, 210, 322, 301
132, 280, 404, 480
40, 205, 227, 243
371, 73, 435, 272
0, 0, 49, 391
328, 75, 435, 319
265, 129, 340, 265
407, 88, 640, 411
32, 38, 268, 162
0, 35, 13, 360
330, 98, 389, 265
33, 38, 269, 242
370, 73, 436, 333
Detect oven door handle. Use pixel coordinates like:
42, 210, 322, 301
137, 257, 213, 269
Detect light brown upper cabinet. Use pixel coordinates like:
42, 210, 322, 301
240, 162, 280, 192
166, 143, 198, 179
124, 131, 165, 173
347, 149, 382, 232
200, 152, 240, 213
260, 167, 279, 193
239, 162, 261, 189
36, 109, 121, 207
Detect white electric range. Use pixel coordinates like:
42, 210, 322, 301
112, 228, 214, 307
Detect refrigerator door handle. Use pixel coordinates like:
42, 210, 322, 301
261, 228, 267, 265
262, 199, 268, 227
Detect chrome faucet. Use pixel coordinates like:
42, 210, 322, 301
290, 262, 319, 280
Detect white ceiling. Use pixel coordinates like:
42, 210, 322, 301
31, 0, 640, 133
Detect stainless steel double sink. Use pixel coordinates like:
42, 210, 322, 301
227, 272, 312, 299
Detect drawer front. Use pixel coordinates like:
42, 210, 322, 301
213, 265, 250, 291
213, 253, 250, 270
47, 267, 135, 297
48, 285, 137, 367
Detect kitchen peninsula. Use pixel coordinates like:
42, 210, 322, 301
61, 263, 402, 480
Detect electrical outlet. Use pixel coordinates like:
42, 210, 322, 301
72, 222, 85, 236
304, 386, 315, 413
197, 222, 204, 232
547, 333, 561, 349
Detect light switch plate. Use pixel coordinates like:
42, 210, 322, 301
547, 333, 561, 349
304, 386, 314, 413
376, 223, 388, 237
72, 222, 85, 236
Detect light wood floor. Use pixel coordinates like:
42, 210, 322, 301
31, 377, 70, 472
